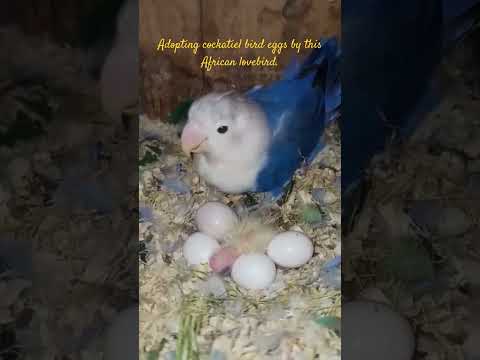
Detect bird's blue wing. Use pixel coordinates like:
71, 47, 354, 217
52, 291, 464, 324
246, 38, 340, 195
293, 38, 341, 124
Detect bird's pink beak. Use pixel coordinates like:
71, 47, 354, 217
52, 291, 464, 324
181, 122, 208, 155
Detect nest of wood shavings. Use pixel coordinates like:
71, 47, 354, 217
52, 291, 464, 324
343, 29, 480, 360
139, 115, 341, 360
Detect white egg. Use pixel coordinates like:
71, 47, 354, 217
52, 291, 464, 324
195, 202, 238, 239
343, 301, 415, 360
183, 232, 220, 266
104, 306, 138, 360
231, 253, 276, 290
267, 231, 313, 268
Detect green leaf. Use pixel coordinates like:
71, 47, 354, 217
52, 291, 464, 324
139, 151, 159, 167
301, 205, 323, 224
168, 98, 194, 124
243, 193, 258, 207
146, 350, 160, 360
176, 314, 200, 360
145, 338, 167, 360
145, 144, 162, 156
314, 316, 341, 333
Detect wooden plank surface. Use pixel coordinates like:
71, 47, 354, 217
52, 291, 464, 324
141, 0, 340, 119
201, 0, 340, 89
140, 0, 204, 119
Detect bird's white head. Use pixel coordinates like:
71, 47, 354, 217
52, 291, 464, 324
181, 91, 270, 163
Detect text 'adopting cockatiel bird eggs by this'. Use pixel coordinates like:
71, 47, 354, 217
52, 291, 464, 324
183, 232, 220, 266
267, 231, 314, 268
231, 253, 276, 290
195, 202, 238, 239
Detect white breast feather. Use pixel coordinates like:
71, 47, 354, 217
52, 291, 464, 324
195, 150, 268, 193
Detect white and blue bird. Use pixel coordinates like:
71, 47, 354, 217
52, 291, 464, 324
181, 38, 340, 198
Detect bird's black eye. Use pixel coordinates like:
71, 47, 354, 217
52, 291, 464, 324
217, 126, 228, 134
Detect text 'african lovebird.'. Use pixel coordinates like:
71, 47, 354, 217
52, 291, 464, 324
181, 38, 340, 198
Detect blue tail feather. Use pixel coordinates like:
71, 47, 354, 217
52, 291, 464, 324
282, 38, 341, 126
248, 37, 341, 199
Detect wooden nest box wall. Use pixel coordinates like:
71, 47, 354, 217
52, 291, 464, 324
140, 0, 340, 120
1, 0, 340, 121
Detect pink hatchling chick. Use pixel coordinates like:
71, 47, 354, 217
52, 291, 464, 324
209, 218, 277, 273
209, 246, 241, 273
